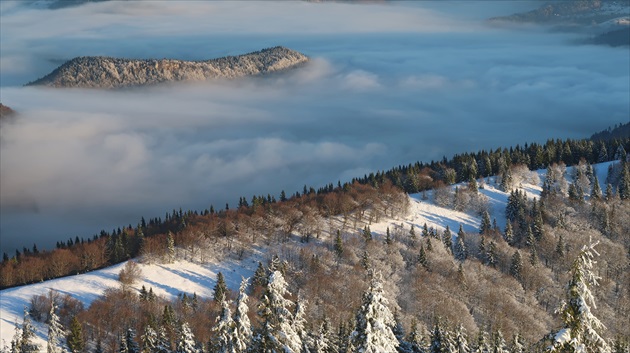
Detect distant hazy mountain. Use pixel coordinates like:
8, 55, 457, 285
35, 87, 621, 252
488, 0, 629, 27
27, 47, 309, 89
591, 27, 630, 46
39, 0, 383, 9
0, 104, 16, 119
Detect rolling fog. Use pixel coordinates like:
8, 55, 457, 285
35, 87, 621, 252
0, 1, 628, 254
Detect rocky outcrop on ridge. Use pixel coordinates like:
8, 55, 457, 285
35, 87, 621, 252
27, 46, 309, 89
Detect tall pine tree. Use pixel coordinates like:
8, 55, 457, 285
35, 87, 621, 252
545, 241, 610, 353
350, 271, 398, 353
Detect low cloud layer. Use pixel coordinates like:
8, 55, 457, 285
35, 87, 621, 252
0, 1, 628, 253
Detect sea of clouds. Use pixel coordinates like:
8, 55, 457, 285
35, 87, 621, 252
1, 1, 628, 254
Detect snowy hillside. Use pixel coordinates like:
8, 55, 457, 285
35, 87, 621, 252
0, 161, 619, 348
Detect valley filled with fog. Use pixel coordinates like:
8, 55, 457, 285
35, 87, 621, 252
0, 0, 628, 254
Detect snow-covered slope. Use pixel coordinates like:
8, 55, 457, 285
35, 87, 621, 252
0, 255, 259, 348
0, 161, 617, 348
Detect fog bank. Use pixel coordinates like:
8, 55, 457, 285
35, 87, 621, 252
1, 1, 628, 254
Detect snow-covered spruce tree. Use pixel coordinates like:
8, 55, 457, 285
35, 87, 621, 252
429, 319, 455, 353
312, 319, 333, 353
454, 225, 467, 262
252, 262, 267, 288
120, 328, 140, 353
334, 230, 344, 258
233, 278, 252, 353
545, 241, 610, 353
255, 271, 302, 353
591, 176, 602, 200
140, 324, 157, 353
119, 328, 139, 353
20, 308, 39, 353
418, 245, 429, 270
453, 324, 470, 353
47, 301, 66, 353
510, 333, 525, 353
486, 241, 497, 268
472, 330, 490, 353
509, 250, 522, 282
350, 271, 398, 353
492, 330, 508, 353
175, 322, 197, 353
293, 294, 312, 352
503, 223, 514, 246
442, 226, 453, 253
479, 211, 492, 235
406, 319, 424, 353
212, 293, 235, 353
155, 326, 171, 353
166, 232, 175, 264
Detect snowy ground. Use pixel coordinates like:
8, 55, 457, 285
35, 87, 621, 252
0, 161, 617, 348
0, 255, 260, 348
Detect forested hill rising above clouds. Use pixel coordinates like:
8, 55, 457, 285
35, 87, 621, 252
26, 47, 309, 89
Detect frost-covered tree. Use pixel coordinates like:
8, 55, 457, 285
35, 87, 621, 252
555, 235, 565, 258
503, 223, 514, 246
510, 333, 525, 353
252, 262, 267, 288
492, 330, 508, 353
409, 225, 417, 247
442, 226, 453, 253
156, 327, 170, 353
120, 328, 140, 353
233, 278, 252, 353
212, 293, 235, 353
255, 271, 302, 353
591, 175, 602, 200
406, 319, 424, 353
18, 308, 39, 353
293, 294, 312, 352
545, 241, 610, 353
454, 228, 467, 262
429, 319, 455, 353
175, 322, 197, 353
166, 232, 175, 263
453, 324, 470, 353
334, 230, 344, 257
140, 324, 157, 353
509, 250, 522, 282
312, 319, 333, 353
479, 211, 492, 235
47, 302, 65, 353
486, 241, 497, 268
619, 164, 630, 200
350, 272, 398, 353
525, 226, 535, 248
472, 330, 490, 353
605, 183, 614, 201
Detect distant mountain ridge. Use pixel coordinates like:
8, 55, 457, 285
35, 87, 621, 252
0, 104, 16, 119
27, 46, 309, 89
488, 0, 627, 24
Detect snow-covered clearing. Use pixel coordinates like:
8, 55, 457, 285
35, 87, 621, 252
0, 255, 260, 348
